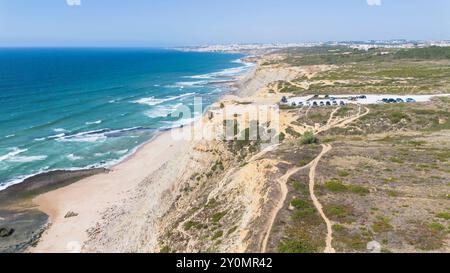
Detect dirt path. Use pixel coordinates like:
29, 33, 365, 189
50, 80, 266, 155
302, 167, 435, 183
260, 162, 313, 253
315, 106, 370, 135
261, 105, 371, 253
326, 107, 340, 125
308, 144, 334, 253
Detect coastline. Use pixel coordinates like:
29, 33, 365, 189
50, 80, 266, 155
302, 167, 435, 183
0, 50, 320, 253
0, 55, 258, 253
2, 50, 305, 253
0, 50, 252, 193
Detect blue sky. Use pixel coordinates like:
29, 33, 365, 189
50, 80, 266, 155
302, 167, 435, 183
0, 0, 449, 46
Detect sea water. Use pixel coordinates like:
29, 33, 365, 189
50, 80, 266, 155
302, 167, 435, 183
0, 48, 253, 190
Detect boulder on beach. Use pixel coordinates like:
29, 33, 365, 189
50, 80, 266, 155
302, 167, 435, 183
0, 228, 15, 238
64, 211, 79, 218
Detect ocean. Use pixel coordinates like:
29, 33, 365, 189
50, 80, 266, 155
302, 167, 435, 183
0, 48, 253, 190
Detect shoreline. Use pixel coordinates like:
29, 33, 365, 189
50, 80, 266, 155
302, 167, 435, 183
30, 127, 191, 252
2, 50, 305, 252
0, 55, 256, 193
0, 56, 259, 253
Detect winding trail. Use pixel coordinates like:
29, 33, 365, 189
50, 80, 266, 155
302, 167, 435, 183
260, 162, 313, 253
308, 144, 334, 253
261, 105, 370, 253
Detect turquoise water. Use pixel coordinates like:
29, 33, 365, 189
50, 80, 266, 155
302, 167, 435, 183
0, 48, 252, 190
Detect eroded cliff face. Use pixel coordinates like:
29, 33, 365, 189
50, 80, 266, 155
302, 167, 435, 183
155, 131, 325, 253
155, 137, 285, 253
152, 55, 326, 253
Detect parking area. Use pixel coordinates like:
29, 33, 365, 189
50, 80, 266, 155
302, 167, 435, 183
281, 94, 450, 108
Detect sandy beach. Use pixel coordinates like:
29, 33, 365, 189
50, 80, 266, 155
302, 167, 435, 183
31, 128, 190, 252
27, 54, 302, 253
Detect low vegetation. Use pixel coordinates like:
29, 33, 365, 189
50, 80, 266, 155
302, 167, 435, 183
301, 132, 319, 145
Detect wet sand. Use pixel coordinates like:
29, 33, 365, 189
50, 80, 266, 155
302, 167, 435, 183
0, 168, 107, 253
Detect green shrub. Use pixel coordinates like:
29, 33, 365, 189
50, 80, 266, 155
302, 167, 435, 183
388, 111, 409, 124
387, 190, 400, 197
293, 207, 316, 219
278, 239, 316, 253
429, 222, 445, 232
436, 212, 450, 220
301, 132, 319, 145
338, 170, 350, 177
327, 206, 347, 218
211, 211, 227, 223
183, 221, 196, 231
390, 157, 404, 164
160, 246, 171, 253
298, 159, 309, 167
348, 185, 370, 196
206, 198, 217, 208
291, 198, 309, 210
372, 217, 393, 233
212, 230, 223, 240
333, 224, 346, 233
324, 179, 348, 192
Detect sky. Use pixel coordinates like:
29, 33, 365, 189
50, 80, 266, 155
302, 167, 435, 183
0, 0, 449, 47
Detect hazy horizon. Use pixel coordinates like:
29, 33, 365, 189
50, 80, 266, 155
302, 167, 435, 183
1, 0, 449, 47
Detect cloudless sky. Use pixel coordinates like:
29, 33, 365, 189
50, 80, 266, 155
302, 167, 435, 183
0, 0, 449, 47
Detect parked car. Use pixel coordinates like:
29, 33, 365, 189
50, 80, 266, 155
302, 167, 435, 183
332, 101, 338, 106
396, 98, 404, 103
359, 95, 367, 99
291, 102, 297, 107
382, 98, 389, 103
320, 101, 325, 107
298, 102, 304, 107
326, 101, 331, 106
388, 98, 397, 103
312, 101, 318, 107
340, 101, 346, 106
281, 96, 288, 104
406, 98, 416, 103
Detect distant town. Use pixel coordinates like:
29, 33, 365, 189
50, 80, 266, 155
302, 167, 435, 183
175, 40, 450, 54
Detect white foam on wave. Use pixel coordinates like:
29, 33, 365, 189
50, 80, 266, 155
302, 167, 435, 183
53, 128, 66, 133
172, 81, 209, 87
145, 103, 183, 118
57, 133, 107, 143
183, 59, 255, 81
94, 152, 109, 157
134, 92, 196, 106
0, 148, 46, 164
9, 155, 47, 163
5, 134, 15, 138
115, 149, 129, 155
48, 133, 66, 139
0, 130, 160, 192
55, 127, 143, 143
86, 120, 103, 125
67, 154, 83, 161
0, 148, 28, 161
